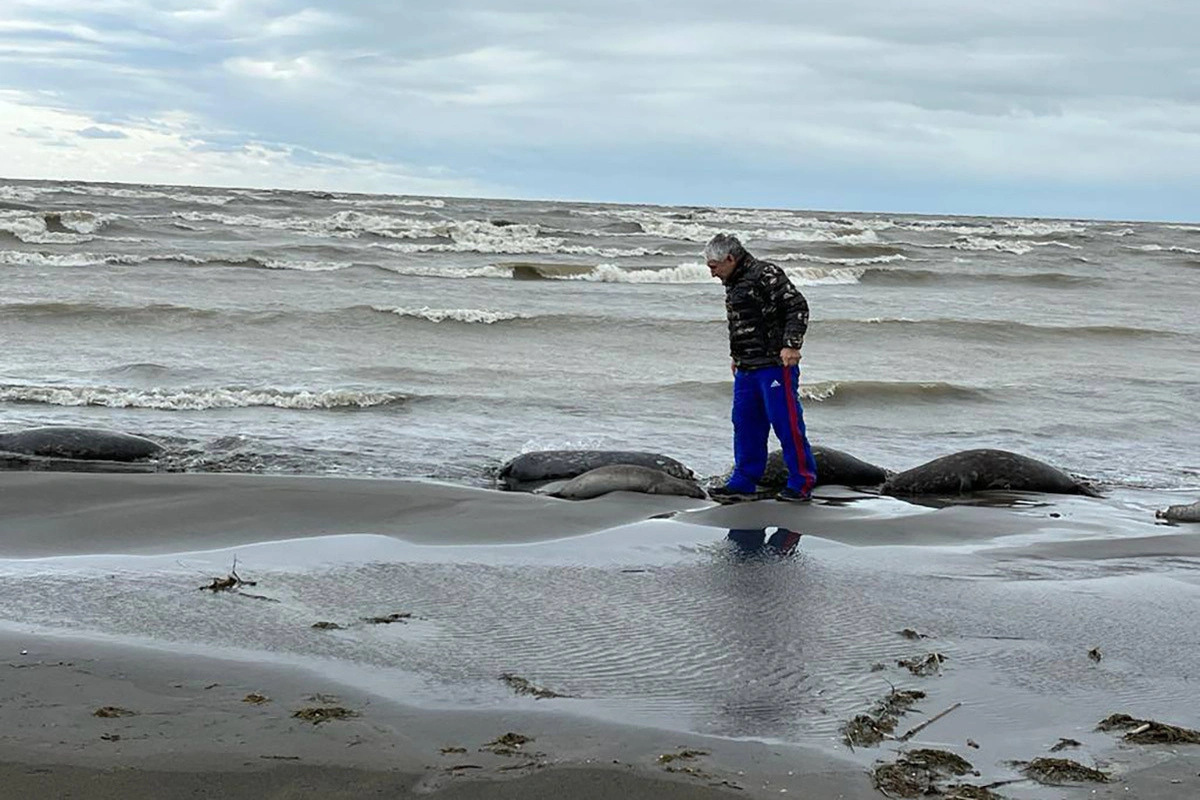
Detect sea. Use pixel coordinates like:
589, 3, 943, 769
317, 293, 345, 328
1, 177, 1197, 492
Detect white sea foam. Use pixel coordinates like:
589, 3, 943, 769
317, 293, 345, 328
775, 252, 907, 266
925, 237, 1079, 255
0, 384, 404, 410
573, 262, 863, 285
1132, 244, 1200, 255
0, 251, 147, 268
0, 210, 115, 244
373, 306, 528, 324
378, 264, 515, 280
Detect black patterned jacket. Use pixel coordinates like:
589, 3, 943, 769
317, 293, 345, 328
723, 254, 809, 370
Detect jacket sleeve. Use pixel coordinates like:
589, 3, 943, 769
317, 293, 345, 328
763, 264, 809, 349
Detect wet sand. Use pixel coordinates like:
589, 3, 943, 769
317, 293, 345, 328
1, 472, 1198, 798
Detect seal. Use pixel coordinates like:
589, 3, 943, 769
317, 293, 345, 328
881, 449, 1100, 497
0, 426, 163, 461
498, 450, 695, 492
1156, 501, 1200, 523
552, 465, 707, 501
721, 446, 891, 491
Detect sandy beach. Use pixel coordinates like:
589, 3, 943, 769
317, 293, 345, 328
2, 472, 1199, 799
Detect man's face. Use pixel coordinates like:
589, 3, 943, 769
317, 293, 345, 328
707, 254, 736, 282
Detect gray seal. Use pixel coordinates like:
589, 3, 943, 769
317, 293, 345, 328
721, 446, 891, 490
882, 449, 1100, 497
552, 465, 707, 501
0, 426, 163, 461
1156, 501, 1200, 523
499, 450, 695, 492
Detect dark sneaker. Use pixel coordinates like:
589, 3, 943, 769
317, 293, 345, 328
709, 485, 758, 504
776, 487, 812, 503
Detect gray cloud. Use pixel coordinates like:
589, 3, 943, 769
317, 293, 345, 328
0, 0, 1197, 217
77, 126, 129, 139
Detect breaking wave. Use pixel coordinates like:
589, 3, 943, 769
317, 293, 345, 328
1131, 244, 1200, 256
859, 268, 1102, 288
379, 261, 864, 285
0, 210, 116, 243
0, 384, 406, 410
801, 380, 993, 405
371, 306, 531, 324
919, 237, 1081, 255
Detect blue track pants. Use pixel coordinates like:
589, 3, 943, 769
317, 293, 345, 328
727, 365, 818, 495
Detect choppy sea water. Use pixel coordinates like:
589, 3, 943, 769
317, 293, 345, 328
1, 178, 1197, 488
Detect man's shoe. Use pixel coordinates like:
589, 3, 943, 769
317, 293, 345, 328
776, 487, 812, 503
709, 485, 758, 504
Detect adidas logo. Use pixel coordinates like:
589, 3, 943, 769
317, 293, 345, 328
770, 380, 781, 388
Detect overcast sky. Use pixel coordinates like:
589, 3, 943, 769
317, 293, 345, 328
2, 0, 1197, 220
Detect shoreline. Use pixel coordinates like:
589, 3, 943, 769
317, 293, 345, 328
2, 472, 1198, 798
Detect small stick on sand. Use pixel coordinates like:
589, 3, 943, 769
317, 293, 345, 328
899, 702, 963, 742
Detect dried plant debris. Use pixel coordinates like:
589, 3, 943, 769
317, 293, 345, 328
898, 653, 947, 676
499, 673, 571, 699
843, 689, 927, 748
482, 732, 535, 756
362, 612, 413, 624
1019, 757, 1109, 785
242, 693, 270, 704
899, 629, 931, 640
200, 558, 257, 592
1097, 714, 1200, 744
311, 621, 344, 630
291, 706, 359, 724
942, 785, 1001, 800
100, 733, 121, 742
93, 706, 137, 718
1050, 738, 1082, 752
657, 749, 708, 765
871, 749, 975, 798
444, 764, 484, 773
440, 747, 468, 755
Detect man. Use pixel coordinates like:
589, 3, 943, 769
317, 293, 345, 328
706, 233, 818, 502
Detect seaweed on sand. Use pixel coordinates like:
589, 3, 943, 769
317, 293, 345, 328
1019, 757, 1109, 785
842, 688, 927, 747
1097, 714, 1200, 744
657, 749, 708, 765
291, 706, 359, 724
93, 706, 137, 718
482, 732, 536, 756
499, 673, 571, 699
898, 653, 947, 676
871, 749, 975, 798
362, 612, 413, 624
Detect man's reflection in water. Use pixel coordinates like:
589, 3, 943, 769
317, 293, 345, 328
726, 527, 802, 558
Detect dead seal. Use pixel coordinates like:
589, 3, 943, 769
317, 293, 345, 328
1156, 501, 1200, 523
498, 450, 695, 492
552, 465, 707, 501
0, 426, 162, 461
720, 446, 891, 490
882, 449, 1100, 497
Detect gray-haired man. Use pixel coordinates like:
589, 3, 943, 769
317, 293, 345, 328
706, 233, 818, 502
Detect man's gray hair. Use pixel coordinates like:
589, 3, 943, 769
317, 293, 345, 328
705, 233, 746, 263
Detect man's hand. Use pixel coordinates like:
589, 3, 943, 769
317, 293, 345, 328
781, 348, 801, 367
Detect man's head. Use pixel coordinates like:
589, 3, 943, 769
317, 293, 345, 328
705, 233, 746, 282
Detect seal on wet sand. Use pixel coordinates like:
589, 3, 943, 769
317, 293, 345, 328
0, 426, 163, 462
552, 465, 707, 501
881, 449, 1100, 497
498, 450, 695, 492
1156, 501, 1200, 523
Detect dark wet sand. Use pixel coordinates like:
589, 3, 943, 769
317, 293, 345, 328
1, 472, 1198, 799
